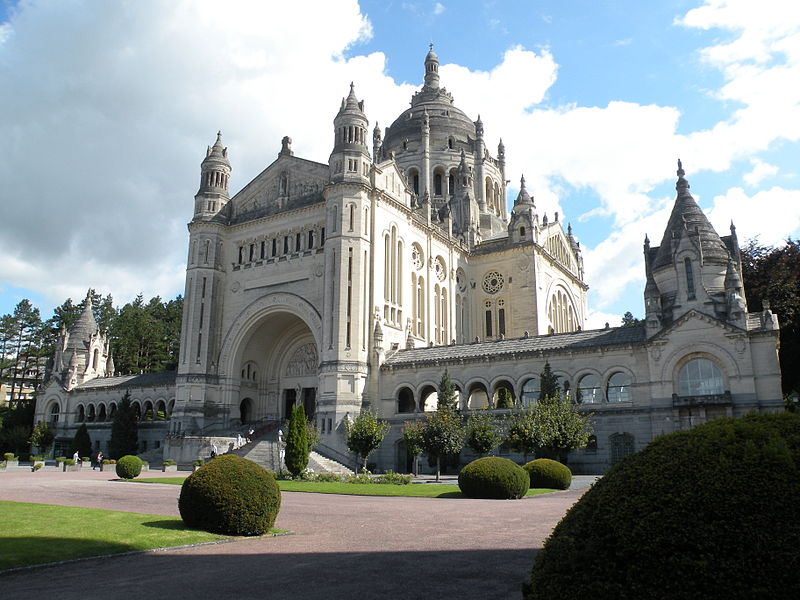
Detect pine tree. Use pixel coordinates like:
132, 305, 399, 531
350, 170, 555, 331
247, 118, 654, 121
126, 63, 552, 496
284, 403, 309, 477
437, 369, 458, 411
71, 423, 92, 458
539, 362, 561, 400
496, 387, 514, 408
108, 391, 138, 459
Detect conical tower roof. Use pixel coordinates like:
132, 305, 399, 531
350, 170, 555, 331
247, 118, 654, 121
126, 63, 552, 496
65, 291, 97, 350
652, 161, 729, 270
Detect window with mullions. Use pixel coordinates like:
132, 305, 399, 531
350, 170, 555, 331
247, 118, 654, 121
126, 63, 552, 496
678, 358, 724, 396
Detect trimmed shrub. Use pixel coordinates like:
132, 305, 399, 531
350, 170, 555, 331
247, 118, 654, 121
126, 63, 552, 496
458, 457, 530, 499
115, 455, 143, 479
179, 454, 281, 536
163, 459, 177, 466
4, 452, 16, 461
524, 413, 800, 599
523, 458, 572, 490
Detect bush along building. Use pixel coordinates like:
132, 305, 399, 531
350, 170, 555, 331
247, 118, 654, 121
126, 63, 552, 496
35, 48, 783, 472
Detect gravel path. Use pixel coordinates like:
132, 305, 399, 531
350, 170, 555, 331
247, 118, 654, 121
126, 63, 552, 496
0, 469, 587, 600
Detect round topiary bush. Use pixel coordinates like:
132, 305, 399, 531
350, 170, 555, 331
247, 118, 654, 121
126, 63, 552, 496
458, 456, 530, 499
523, 458, 572, 490
179, 454, 281, 535
523, 412, 800, 599
115, 455, 143, 479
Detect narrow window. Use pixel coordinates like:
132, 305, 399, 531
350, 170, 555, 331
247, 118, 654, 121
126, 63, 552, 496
349, 205, 355, 231
321, 228, 325, 245
201, 277, 207, 299
238, 247, 244, 264
296, 232, 301, 252
499, 308, 506, 336
308, 230, 314, 248
283, 236, 288, 254
272, 238, 277, 257
260, 241, 265, 259
685, 258, 696, 300
434, 173, 442, 196
485, 311, 493, 338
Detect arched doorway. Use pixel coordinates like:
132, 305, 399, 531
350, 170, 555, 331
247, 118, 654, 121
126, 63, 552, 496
240, 398, 254, 424
234, 309, 319, 424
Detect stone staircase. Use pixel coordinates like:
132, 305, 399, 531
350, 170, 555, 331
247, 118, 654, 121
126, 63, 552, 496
229, 430, 353, 475
307, 450, 354, 475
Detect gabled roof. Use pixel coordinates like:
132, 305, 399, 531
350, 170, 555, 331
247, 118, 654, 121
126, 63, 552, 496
382, 325, 646, 369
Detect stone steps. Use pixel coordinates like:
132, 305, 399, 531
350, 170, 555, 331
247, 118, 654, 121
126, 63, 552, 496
228, 431, 353, 475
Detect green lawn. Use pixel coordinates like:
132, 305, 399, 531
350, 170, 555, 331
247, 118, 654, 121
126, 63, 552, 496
0, 500, 227, 571
135, 476, 556, 498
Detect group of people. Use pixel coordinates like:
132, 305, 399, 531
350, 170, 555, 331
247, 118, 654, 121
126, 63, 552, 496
71, 450, 104, 469
208, 428, 256, 459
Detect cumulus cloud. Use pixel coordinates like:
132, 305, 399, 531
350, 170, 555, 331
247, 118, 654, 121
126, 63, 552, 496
0, 0, 798, 327
743, 158, 779, 186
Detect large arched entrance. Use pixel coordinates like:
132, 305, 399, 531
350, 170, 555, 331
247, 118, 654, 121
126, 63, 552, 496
234, 309, 319, 424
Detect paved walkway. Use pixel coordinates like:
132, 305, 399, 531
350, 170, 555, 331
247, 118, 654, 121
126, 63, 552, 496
0, 469, 592, 600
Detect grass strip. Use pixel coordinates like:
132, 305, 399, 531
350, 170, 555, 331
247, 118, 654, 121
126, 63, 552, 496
135, 477, 555, 498
0, 500, 226, 571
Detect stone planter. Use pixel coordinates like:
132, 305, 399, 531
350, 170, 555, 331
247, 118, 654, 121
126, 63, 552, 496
63, 463, 81, 472
162, 465, 178, 472
5, 460, 19, 469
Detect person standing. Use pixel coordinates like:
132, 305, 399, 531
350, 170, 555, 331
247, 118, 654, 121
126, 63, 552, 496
72, 450, 80, 465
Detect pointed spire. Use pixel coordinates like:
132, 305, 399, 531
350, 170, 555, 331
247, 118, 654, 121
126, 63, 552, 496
651, 160, 729, 269
513, 174, 534, 207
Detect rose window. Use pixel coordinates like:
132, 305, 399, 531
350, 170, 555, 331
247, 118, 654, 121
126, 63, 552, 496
482, 271, 504, 294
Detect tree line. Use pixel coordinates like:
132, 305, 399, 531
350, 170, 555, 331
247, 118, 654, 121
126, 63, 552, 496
1, 292, 182, 458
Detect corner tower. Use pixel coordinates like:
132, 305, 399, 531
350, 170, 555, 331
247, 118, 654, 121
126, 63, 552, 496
194, 131, 231, 220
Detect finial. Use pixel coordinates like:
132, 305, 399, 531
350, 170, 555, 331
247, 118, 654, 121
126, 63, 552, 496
677, 158, 685, 178
567, 223, 573, 235
429, 42, 433, 52
520, 174, 526, 189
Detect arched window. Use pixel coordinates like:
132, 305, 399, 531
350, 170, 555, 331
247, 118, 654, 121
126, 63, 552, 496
87, 404, 96, 422
92, 349, 99, 370
49, 403, 60, 424
397, 387, 415, 413
577, 374, 601, 404
109, 403, 117, 419
77, 404, 85, 422
98, 404, 107, 422
607, 372, 632, 403
678, 358, 724, 396
434, 172, 443, 196
522, 379, 540, 407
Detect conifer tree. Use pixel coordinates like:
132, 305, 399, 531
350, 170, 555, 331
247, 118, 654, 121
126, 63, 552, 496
284, 403, 309, 477
71, 423, 92, 458
108, 391, 138, 459
437, 369, 458, 411
539, 362, 561, 400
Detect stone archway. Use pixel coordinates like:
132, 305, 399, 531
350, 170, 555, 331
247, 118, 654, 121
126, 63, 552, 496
232, 310, 319, 424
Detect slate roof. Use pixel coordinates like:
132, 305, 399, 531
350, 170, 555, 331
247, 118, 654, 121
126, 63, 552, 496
382, 325, 647, 369
74, 372, 177, 391
652, 171, 729, 270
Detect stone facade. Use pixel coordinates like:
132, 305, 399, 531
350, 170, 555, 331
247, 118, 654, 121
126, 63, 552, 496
35, 48, 783, 472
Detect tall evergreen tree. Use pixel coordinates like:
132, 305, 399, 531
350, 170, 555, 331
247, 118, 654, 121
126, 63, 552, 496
108, 391, 138, 459
539, 362, 561, 401
71, 423, 92, 458
437, 369, 458, 411
284, 403, 309, 476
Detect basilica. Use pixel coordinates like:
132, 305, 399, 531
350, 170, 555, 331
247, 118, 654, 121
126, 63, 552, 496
35, 48, 783, 472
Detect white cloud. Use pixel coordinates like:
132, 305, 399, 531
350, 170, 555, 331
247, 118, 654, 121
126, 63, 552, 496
433, 3, 445, 16
743, 158, 779, 186
706, 186, 800, 246
1, 0, 799, 323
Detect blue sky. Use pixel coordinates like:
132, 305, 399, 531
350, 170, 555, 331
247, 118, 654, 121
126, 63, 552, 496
0, 0, 798, 328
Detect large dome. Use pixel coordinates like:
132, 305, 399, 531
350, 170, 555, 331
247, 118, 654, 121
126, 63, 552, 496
381, 46, 477, 155
382, 98, 476, 154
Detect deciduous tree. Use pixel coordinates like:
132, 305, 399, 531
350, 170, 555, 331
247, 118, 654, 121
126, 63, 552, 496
346, 410, 390, 472
465, 410, 502, 456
